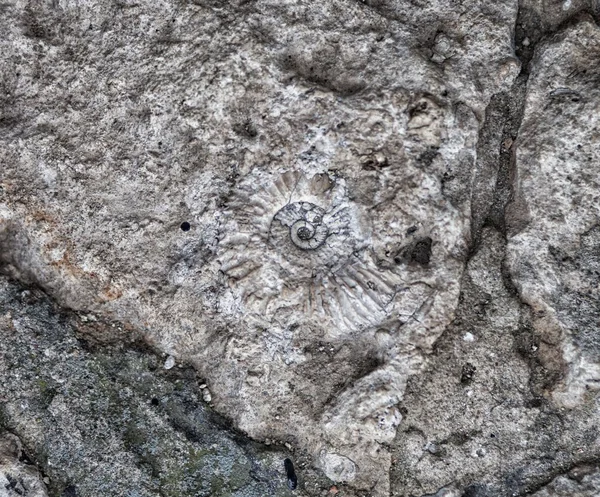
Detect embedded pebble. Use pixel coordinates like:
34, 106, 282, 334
164, 356, 175, 370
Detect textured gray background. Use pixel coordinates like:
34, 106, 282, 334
1, 0, 600, 496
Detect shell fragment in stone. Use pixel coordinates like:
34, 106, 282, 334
218, 170, 432, 335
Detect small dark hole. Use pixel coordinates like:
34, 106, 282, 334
19, 452, 33, 465
284, 458, 298, 490
297, 226, 311, 240
151, 398, 159, 406
490, 433, 496, 438
460, 362, 476, 384
410, 237, 432, 265
180, 222, 191, 231
62, 485, 78, 497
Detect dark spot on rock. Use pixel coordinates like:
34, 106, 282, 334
548, 245, 571, 264
18, 451, 33, 465
410, 237, 432, 265
394, 237, 433, 266
417, 147, 439, 168
62, 485, 78, 497
361, 156, 389, 171
5, 474, 23, 494
284, 458, 297, 490
406, 226, 418, 235
461, 483, 488, 497
296, 226, 311, 241
489, 433, 495, 438
409, 100, 429, 117
151, 397, 159, 406
526, 397, 544, 408
233, 119, 258, 138
461, 363, 476, 384
180, 222, 191, 231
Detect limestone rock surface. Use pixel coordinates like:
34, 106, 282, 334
0, 0, 521, 493
506, 21, 600, 408
0, 433, 48, 497
0, 0, 599, 496
530, 466, 600, 497
0, 276, 312, 497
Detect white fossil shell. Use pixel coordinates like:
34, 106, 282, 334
272, 201, 330, 250
217, 170, 433, 335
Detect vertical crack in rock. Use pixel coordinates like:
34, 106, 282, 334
390, 225, 600, 497
388, 5, 600, 497
504, 13, 600, 408
469, 3, 600, 406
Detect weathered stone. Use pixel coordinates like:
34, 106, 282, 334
390, 228, 600, 496
0, 277, 316, 497
506, 21, 600, 408
530, 466, 600, 497
0, 0, 599, 496
0, 0, 521, 493
0, 433, 48, 497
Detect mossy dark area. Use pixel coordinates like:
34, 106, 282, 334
0, 277, 325, 497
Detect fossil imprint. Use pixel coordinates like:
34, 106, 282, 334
218, 170, 433, 333
272, 201, 329, 250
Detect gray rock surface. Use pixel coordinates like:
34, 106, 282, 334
390, 228, 599, 497
506, 20, 600, 408
0, 433, 48, 497
0, 0, 599, 496
0, 276, 322, 496
530, 465, 600, 497
0, 0, 520, 492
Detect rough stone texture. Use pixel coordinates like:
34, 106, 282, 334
506, 20, 600, 408
390, 228, 599, 497
0, 0, 521, 493
0, 433, 48, 497
530, 465, 600, 497
0, 276, 323, 497
1, 0, 600, 496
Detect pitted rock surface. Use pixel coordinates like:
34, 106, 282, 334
506, 21, 600, 408
0, 0, 520, 492
0, 433, 48, 497
1, 0, 600, 496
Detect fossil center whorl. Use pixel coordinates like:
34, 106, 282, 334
273, 202, 329, 250
295, 225, 312, 241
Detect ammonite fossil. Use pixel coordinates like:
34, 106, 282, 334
217, 170, 434, 333
273, 202, 329, 250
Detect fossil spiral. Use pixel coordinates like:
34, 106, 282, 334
217, 170, 434, 334
273, 202, 328, 250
